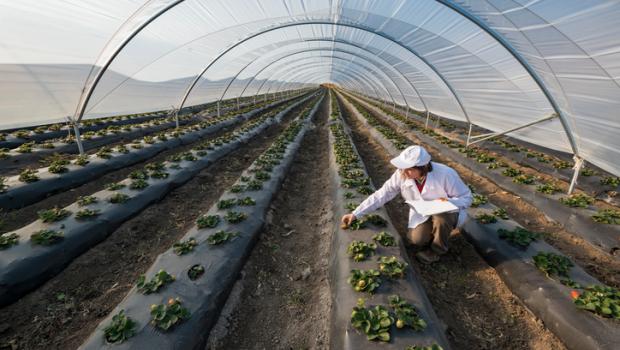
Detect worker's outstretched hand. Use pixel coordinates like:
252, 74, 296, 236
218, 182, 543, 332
341, 213, 356, 229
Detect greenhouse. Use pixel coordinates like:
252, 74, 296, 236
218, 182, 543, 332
0, 1, 618, 349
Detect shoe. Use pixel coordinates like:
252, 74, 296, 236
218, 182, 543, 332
416, 249, 440, 264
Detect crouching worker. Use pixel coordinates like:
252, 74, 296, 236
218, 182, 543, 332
341, 145, 472, 264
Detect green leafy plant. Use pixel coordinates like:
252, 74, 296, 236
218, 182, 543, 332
357, 186, 373, 195
364, 214, 387, 227
18, 169, 39, 183
105, 182, 126, 191
224, 210, 247, 224
513, 174, 536, 185
196, 214, 220, 229
103, 310, 138, 344
77, 195, 98, 206
405, 345, 443, 350
498, 227, 541, 248
553, 160, 571, 169
600, 176, 620, 187
0, 233, 19, 250
580, 167, 595, 176
31, 229, 63, 245
560, 193, 594, 208
348, 269, 381, 293
48, 159, 69, 174
592, 209, 620, 225
372, 231, 396, 247
206, 230, 237, 245
471, 193, 488, 208
38, 207, 71, 222
217, 199, 236, 209
533, 252, 573, 277
74, 155, 89, 166
129, 179, 149, 190
344, 191, 355, 199
149, 298, 191, 331
573, 285, 620, 319
173, 237, 197, 255
16, 141, 34, 153
536, 182, 561, 194
389, 294, 427, 331
350, 298, 393, 342
229, 184, 245, 193
377, 256, 408, 278
492, 208, 509, 220
475, 213, 497, 224
188, 265, 205, 281
129, 170, 148, 180
109, 193, 130, 204
347, 240, 377, 262
237, 197, 256, 206
136, 269, 175, 294
75, 209, 100, 220
0, 176, 7, 193
502, 167, 522, 177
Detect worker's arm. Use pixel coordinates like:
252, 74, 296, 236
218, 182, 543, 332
345, 171, 401, 222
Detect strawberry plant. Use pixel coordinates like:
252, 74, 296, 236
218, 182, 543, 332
149, 298, 191, 331
173, 237, 197, 255
580, 167, 595, 176
389, 295, 427, 331
229, 184, 245, 193
345, 202, 359, 211
487, 161, 508, 169
553, 160, 571, 169
224, 211, 247, 224
207, 230, 237, 245
129, 179, 149, 190
237, 197, 256, 206
0, 177, 7, 193
75, 209, 100, 220
573, 285, 620, 319
188, 265, 205, 280
475, 213, 497, 224
109, 193, 130, 204
502, 167, 522, 177
344, 191, 355, 199
254, 171, 271, 180
16, 141, 34, 153
560, 193, 594, 208
592, 209, 620, 225
536, 182, 561, 194
115, 145, 129, 154
129, 170, 148, 180
96, 147, 113, 159
105, 182, 126, 191
513, 174, 535, 185
74, 155, 89, 166
378, 256, 408, 278
498, 227, 541, 247
31, 229, 63, 245
372, 231, 396, 247
196, 214, 220, 229
357, 186, 373, 195
471, 193, 488, 208
350, 298, 393, 342
600, 176, 620, 187
475, 153, 495, 163
533, 252, 573, 277
48, 159, 69, 174
103, 310, 137, 344
246, 179, 263, 191
347, 240, 377, 261
19, 169, 39, 183
405, 345, 443, 350
77, 195, 98, 206
348, 269, 381, 293
217, 199, 236, 209
0, 233, 19, 250
364, 214, 387, 227
38, 207, 71, 222
492, 208, 509, 220
137, 269, 175, 294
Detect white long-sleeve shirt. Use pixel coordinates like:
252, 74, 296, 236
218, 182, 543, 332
352, 162, 472, 228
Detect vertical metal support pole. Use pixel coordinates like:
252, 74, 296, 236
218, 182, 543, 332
392, 101, 396, 113
217, 101, 221, 118
405, 105, 409, 119
425, 111, 430, 129
71, 120, 85, 155
466, 123, 473, 147
568, 157, 584, 195
254, 94, 257, 105
175, 111, 180, 128
434, 115, 441, 129
237, 97, 240, 111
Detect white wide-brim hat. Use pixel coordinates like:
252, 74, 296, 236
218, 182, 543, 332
390, 145, 431, 169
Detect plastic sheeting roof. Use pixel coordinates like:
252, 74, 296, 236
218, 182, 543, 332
0, 0, 619, 176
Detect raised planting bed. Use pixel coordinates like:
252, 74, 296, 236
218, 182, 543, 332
78, 94, 324, 349
327, 92, 450, 350
462, 196, 620, 350
0, 93, 319, 307
341, 93, 620, 259
0, 95, 307, 209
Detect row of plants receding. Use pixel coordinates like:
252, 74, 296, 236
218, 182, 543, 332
468, 190, 620, 321
0, 99, 284, 196
361, 94, 620, 191
93, 97, 319, 345
345, 94, 620, 227
329, 93, 443, 349
0, 99, 300, 250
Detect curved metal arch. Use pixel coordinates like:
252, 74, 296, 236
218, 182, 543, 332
230, 38, 427, 113
260, 61, 389, 103
174, 21, 471, 124
218, 47, 407, 108
243, 49, 406, 107
435, 0, 578, 155
256, 56, 396, 105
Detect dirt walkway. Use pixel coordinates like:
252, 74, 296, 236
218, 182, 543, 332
207, 95, 333, 350
0, 101, 312, 350
337, 95, 566, 350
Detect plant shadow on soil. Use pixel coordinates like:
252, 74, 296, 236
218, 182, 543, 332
336, 94, 566, 350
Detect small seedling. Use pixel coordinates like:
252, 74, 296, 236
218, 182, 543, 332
377, 256, 407, 279
196, 214, 220, 229
471, 193, 488, 208
105, 182, 126, 191
31, 229, 63, 245
350, 298, 393, 342
389, 294, 427, 331
206, 230, 238, 245
103, 310, 138, 344
149, 298, 191, 331
77, 195, 98, 206
573, 285, 620, 319
0, 233, 19, 250
533, 252, 573, 277
173, 237, 197, 255
405, 345, 443, 350
38, 207, 71, 222
347, 240, 377, 262
536, 182, 561, 194
502, 167, 522, 177
109, 193, 130, 204
18, 169, 39, 183
475, 213, 497, 224
74, 155, 89, 166
372, 231, 396, 247
75, 209, 101, 220
224, 210, 247, 224
229, 184, 245, 193
513, 174, 535, 185
498, 227, 541, 248
217, 199, 236, 209
136, 269, 175, 294
492, 208, 509, 220
348, 269, 381, 293
592, 209, 620, 225
188, 265, 205, 280
237, 197, 256, 206
560, 193, 594, 208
